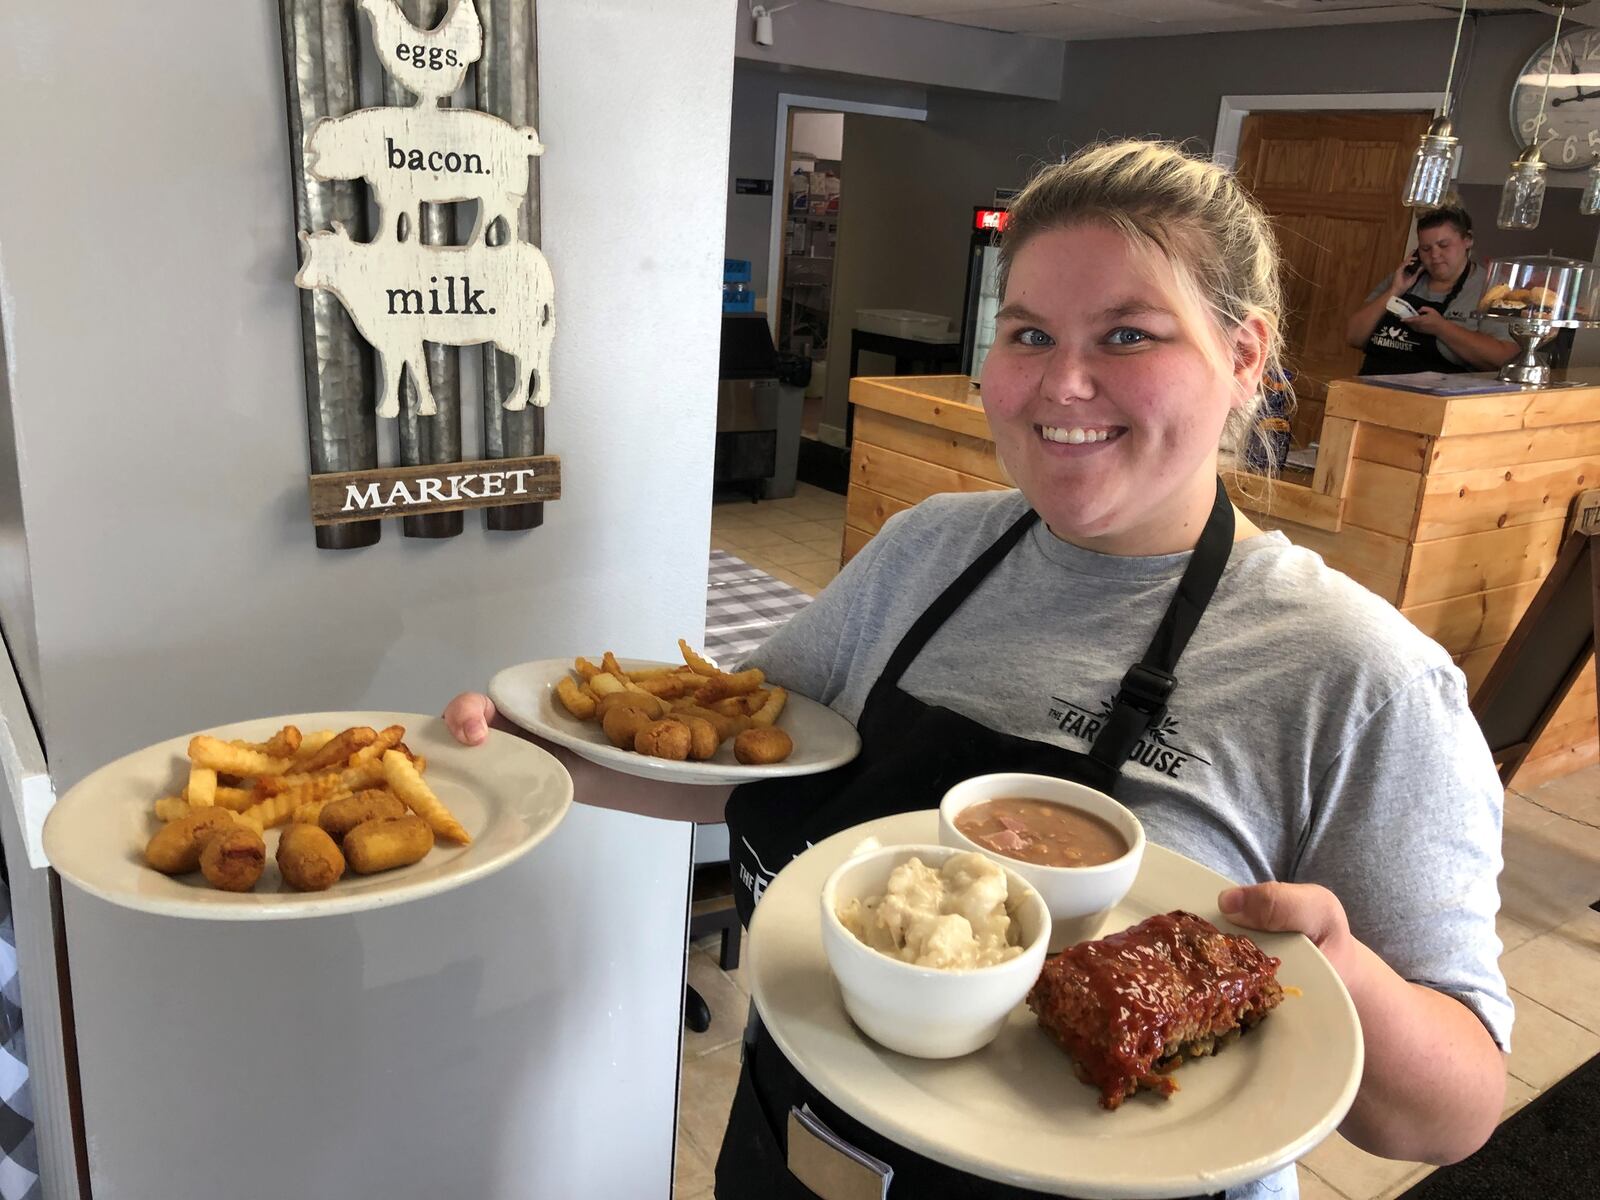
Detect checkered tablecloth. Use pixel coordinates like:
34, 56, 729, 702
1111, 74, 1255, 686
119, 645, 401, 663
704, 549, 814, 666
0, 885, 39, 1200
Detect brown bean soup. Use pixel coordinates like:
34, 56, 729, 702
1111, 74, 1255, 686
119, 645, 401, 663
955, 796, 1128, 868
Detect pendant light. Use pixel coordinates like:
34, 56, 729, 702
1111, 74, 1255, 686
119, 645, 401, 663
1403, 0, 1468, 208
1582, 158, 1600, 216
1500, 1, 1574, 230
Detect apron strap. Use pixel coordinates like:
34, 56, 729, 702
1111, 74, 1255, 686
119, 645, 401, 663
1088, 477, 1236, 773
866, 506, 1039, 704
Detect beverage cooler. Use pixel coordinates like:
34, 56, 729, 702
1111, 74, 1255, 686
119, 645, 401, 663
960, 205, 1009, 379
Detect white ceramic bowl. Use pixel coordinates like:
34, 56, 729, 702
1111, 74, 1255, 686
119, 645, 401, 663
939, 773, 1145, 953
819, 843, 1050, 1059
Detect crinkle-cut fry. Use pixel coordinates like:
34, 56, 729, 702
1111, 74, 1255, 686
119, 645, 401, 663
296, 726, 378, 774
556, 676, 597, 719
240, 772, 347, 832
230, 725, 303, 758
679, 639, 720, 677
188, 736, 294, 778
411, 754, 427, 775
350, 725, 407, 767
291, 789, 351, 827
601, 651, 631, 682
627, 666, 675, 681
383, 750, 470, 845
154, 796, 192, 823
294, 730, 337, 761
187, 765, 218, 807
749, 686, 788, 728
574, 656, 602, 682
635, 675, 687, 700
588, 672, 625, 698
694, 667, 765, 705
199, 785, 254, 812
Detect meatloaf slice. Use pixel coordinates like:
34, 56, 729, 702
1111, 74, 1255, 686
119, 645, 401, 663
1027, 910, 1284, 1109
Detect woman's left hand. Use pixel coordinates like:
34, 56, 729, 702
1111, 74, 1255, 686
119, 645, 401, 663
1218, 882, 1357, 978
1402, 308, 1450, 336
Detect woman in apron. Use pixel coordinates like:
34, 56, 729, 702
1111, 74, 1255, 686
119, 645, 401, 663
1347, 204, 1515, 375
441, 145, 1510, 1200
711, 146, 1510, 1199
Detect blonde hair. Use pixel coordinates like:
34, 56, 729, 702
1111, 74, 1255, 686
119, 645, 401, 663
997, 140, 1289, 472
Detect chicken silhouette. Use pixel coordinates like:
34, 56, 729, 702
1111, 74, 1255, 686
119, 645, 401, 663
358, 0, 483, 105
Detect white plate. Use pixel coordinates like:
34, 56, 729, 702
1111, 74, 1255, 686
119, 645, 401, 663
749, 811, 1363, 1199
489, 658, 862, 786
42, 711, 573, 921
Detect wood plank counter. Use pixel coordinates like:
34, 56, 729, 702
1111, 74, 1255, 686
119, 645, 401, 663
847, 373, 1598, 789
1227, 375, 1600, 790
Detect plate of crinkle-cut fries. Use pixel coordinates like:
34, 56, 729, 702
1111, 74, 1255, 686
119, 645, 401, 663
42, 712, 572, 920
489, 640, 862, 785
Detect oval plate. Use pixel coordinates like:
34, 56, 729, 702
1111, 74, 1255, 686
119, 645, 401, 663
43, 712, 573, 920
489, 658, 861, 786
749, 810, 1363, 1198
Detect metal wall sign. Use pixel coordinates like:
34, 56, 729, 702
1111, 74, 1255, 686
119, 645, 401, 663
279, 0, 558, 546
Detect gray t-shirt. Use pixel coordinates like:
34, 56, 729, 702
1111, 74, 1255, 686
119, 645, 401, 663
748, 490, 1511, 1200
1363, 259, 1504, 366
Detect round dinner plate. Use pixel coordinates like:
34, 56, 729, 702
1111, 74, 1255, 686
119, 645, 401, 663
489, 657, 861, 786
43, 712, 573, 921
749, 810, 1364, 1199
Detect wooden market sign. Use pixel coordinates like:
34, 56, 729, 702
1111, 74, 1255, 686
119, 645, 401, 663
283, 0, 559, 544
309, 454, 560, 525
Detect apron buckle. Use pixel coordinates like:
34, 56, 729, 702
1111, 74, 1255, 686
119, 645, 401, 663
1118, 663, 1176, 717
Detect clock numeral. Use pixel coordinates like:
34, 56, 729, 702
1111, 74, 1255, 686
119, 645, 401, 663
1565, 135, 1579, 163
1523, 114, 1547, 137
1587, 129, 1600, 150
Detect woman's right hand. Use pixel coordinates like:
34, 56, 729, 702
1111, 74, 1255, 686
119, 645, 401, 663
443, 692, 496, 746
1390, 255, 1424, 295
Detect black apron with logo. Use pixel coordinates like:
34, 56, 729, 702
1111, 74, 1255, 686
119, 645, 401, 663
1358, 262, 1473, 375
717, 479, 1236, 1200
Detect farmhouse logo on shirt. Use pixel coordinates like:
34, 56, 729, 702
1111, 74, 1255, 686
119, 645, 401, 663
1370, 320, 1421, 353
1048, 693, 1211, 778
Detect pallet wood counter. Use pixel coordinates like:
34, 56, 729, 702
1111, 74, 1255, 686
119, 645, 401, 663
843, 376, 1009, 562
1228, 375, 1600, 789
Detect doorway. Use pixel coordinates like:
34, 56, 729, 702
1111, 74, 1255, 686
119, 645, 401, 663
1232, 109, 1434, 449
775, 109, 843, 440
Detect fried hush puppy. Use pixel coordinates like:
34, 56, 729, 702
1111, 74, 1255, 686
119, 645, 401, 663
602, 703, 656, 750
678, 716, 719, 762
734, 727, 794, 765
345, 815, 434, 875
277, 823, 346, 892
319, 789, 408, 843
145, 808, 238, 874
635, 719, 692, 761
199, 825, 267, 892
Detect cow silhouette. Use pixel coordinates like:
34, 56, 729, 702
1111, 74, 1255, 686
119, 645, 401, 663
295, 224, 554, 417
307, 107, 543, 244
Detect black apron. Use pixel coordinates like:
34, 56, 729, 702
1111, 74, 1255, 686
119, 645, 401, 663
718, 479, 1237, 1200
1358, 262, 1474, 375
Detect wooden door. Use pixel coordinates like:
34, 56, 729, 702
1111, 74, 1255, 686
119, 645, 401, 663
1234, 111, 1431, 446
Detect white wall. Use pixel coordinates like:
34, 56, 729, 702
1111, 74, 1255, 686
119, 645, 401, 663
0, 0, 737, 788
792, 112, 844, 160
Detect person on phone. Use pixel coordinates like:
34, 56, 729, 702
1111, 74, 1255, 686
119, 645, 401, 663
1346, 204, 1516, 374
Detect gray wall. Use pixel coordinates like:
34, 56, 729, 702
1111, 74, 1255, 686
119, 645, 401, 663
822, 12, 1598, 431
0, 313, 39, 711
0, 0, 736, 788
732, 0, 1062, 101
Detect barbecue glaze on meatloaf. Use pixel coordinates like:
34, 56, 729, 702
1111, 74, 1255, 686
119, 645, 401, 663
1027, 911, 1284, 1109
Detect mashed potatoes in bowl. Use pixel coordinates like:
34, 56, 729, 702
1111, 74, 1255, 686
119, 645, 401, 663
837, 851, 1025, 969
820, 843, 1051, 1059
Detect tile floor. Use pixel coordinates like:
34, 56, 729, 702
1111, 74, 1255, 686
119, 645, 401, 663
708, 482, 845, 597
681, 484, 1600, 1200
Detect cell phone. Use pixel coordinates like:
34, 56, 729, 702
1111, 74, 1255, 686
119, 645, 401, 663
1408, 250, 1423, 273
